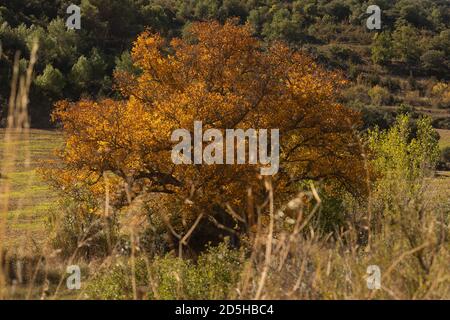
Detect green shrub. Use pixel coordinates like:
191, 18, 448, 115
87, 257, 152, 300
46, 198, 119, 260
315, 193, 347, 234
342, 85, 370, 105
368, 85, 391, 106
360, 106, 395, 130
397, 103, 415, 116
393, 24, 422, 64
86, 241, 243, 300
34, 64, 65, 96
380, 77, 401, 93
368, 115, 440, 216
420, 50, 447, 75
371, 32, 394, 65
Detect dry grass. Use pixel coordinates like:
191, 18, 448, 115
73, 179, 449, 300
0, 40, 40, 298
235, 187, 449, 300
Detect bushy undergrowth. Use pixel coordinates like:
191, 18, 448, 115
86, 242, 243, 300
46, 198, 120, 260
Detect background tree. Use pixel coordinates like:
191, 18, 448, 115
393, 24, 422, 64
35, 64, 65, 97
420, 50, 448, 76
371, 32, 394, 66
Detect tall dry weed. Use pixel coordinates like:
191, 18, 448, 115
0, 40, 39, 299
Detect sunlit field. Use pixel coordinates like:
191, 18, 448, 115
0, 130, 61, 250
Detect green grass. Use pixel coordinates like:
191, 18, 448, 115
0, 129, 62, 250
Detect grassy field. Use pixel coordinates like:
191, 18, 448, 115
0, 129, 62, 250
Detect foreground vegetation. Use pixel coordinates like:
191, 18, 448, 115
0, 121, 448, 299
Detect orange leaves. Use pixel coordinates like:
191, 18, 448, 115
53, 99, 156, 174
49, 20, 367, 220
131, 31, 165, 72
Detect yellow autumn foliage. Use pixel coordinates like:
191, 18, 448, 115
48, 20, 366, 227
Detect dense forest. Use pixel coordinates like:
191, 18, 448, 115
1, 0, 449, 127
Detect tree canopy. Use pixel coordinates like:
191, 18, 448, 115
48, 21, 366, 233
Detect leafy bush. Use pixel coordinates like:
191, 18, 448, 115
393, 24, 422, 64
431, 82, 450, 109
46, 198, 119, 260
442, 147, 450, 163
86, 242, 243, 300
342, 85, 371, 105
34, 64, 65, 96
368, 115, 440, 214
371, 32, 394, 65
368, 85, 391, 106
397, 103, 415, 116
380, 77, 401, 93
360, 106, 395, 131
420, 50, 447, 75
